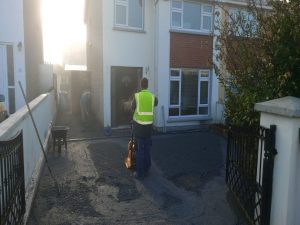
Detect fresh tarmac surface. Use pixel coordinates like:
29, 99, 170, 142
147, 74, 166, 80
27, 118, 246, 225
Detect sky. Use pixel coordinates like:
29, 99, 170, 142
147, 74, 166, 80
42, 0, 86, 64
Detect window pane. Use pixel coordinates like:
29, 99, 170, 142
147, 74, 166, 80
172, 0, 182, 9
203, 5, 212, 13
171, 70, 180, 77
128, 0, 143, 28
199, 107, 208, 115
116, 4, 126, 25
7, 45, 14, 86
181, 70, 198, 115
170, 81, 179, 105
200, 71, 209, 77
8, 88, 15, 114
172, 12, 182, 27
169, 108, 179, 116
200, 81, 208, 104
202, 15, 212, 30
183, 2, 201, 30
229, 8, 257, 36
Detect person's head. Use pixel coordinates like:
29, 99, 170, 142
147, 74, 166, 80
140, 77, 148, 90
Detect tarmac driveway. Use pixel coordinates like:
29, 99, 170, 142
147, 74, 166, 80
28, 130, 246, 225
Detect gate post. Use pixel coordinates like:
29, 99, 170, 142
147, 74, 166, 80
255, 96, 300, 225
261, 125, 277, 225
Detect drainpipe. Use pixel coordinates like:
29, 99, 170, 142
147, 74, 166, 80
154, 0, 159, 128
161, 105, 166, 133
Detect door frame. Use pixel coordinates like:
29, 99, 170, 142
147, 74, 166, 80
110, 66, 143, 127
0, 44, 9, 112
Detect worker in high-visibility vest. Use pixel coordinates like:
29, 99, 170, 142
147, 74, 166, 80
131, 77, 158, 180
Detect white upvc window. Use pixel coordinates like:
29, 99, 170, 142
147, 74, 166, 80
0, 44, 15, 114
169, 69, 210, 117
115, 0, 144, 30
198, 70, 210, 115
171, 0, 213, 33
169, 69, 181, 116
228, 8, 257, 37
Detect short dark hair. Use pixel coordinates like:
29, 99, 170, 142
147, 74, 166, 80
141, 77, 148, 89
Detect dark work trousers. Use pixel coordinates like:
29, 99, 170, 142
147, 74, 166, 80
136, 138, 152, 178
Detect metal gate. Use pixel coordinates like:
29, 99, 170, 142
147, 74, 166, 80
226, 125, 276, 225
0, 131, 25, 225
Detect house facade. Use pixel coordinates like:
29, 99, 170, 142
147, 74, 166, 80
84, 0, 250, 129
0, 0, 44, 115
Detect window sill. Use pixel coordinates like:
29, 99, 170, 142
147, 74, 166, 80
113, 26, 146, 34
167, 115, 211, 122
170, 28, 212, 36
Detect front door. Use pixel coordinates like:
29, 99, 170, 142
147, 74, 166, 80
0, 45, 9, 113
0, 44, 15, 114
111, 66, 142, 127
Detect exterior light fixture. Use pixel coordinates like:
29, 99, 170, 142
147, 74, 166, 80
17, 42, 22, 51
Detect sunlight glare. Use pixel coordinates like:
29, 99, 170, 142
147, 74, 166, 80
42, 0, 86, 64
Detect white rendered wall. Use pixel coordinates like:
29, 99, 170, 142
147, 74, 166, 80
102, 0, 155, 127
155, 0, 170, 128
0, 91, 56, 188
0, 0, 27, 111
296, 137, 300, 225
210, 68, 220, 123
259, 112, 300, 225
210, 5, 222, 124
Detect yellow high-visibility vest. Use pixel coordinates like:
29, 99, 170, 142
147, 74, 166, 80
133, 90, 155, 125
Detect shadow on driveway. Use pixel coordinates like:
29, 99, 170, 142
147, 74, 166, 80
27, 115, 247, 225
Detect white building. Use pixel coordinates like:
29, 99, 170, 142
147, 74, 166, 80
0, 0, 44, 115
84, 0, 254, 130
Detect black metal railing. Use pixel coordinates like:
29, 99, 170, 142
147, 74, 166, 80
0, 131, 25, 225
226, 125, 276, 225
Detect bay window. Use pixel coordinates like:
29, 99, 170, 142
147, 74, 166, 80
169, 69, 210, 117
171, 0, 213, 32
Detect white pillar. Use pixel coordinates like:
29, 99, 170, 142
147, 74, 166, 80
255, 96, 300, 225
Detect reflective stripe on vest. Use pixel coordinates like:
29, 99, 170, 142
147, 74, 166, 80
133, 90, 154, 125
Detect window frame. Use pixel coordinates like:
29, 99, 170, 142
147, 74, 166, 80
198, 70, 210, 115
201, 4, 213, 31
228, 7, 258, 37
114, 0, 145, 31
7, 45, 15, 114
171, 1, 183, 29
169, 69, 181, 116
171, 0, 213, 33
168, 68, 211, 118
0, 44, 15, 115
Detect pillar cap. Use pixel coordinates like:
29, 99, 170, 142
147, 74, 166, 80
255, 96, 300, 118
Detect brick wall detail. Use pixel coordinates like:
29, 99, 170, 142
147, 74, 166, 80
170, 32, 213, 68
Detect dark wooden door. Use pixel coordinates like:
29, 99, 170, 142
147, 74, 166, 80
111, 66, 142, 127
